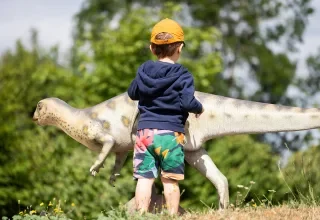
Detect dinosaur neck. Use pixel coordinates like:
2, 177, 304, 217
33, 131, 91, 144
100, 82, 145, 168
49, 101, 84, 138
195, 92, 320, 141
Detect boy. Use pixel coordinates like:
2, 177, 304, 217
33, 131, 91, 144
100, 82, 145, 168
128, 18, 204, 215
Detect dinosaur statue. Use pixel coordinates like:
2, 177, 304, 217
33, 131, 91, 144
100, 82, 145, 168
32, 91, 320, 210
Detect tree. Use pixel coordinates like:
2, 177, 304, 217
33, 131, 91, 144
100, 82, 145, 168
294, 48, 320, 107
264, 47, 320, 151
0, 33, 135, 218
71, 2, 222, 99
73, 0, 313, 100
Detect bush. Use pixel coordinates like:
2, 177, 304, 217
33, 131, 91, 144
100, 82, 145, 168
283, 146, 320, 204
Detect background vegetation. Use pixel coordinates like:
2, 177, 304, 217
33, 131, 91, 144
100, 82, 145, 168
1, 0, 320, 218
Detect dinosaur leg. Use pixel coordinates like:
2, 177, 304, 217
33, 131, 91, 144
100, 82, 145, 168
184, 148, 229, 209
90, 135, 115, 176
109, 151, 129, 186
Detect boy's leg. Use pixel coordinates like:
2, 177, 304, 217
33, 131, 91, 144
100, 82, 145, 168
161, 176, 180, 215
135, 178, 155, 213
133, 129, 159, 213
155, 131, 185, 215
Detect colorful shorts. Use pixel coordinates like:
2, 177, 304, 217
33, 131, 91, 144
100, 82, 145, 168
133, 129, 185, 180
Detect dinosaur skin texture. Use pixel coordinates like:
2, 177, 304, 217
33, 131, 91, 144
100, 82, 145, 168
33, 91, 320, 210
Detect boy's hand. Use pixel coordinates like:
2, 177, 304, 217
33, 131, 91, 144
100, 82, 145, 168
195, 107, 204, 118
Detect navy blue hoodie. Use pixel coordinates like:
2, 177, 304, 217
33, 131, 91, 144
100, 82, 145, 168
128, 60, 202, 133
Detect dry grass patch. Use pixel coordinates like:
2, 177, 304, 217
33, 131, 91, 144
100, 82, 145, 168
181, 206, 320, 220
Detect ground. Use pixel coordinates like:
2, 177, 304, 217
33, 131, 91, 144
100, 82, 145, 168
180, 206, 320, 220
11, 204, 320, 219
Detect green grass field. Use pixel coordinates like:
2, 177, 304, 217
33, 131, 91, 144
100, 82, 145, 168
5, 200, 320, 220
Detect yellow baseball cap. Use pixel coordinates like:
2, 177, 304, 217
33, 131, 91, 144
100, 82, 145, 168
150, 18, 184, 45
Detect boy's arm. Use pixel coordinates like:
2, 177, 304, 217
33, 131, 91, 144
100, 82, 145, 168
128, 78, 140, 100
180, 73, 203, 114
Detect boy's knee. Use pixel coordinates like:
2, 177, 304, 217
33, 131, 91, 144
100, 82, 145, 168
161, 176, 178, 184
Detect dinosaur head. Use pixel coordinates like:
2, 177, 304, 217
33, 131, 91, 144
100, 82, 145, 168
33, 98, 60, 126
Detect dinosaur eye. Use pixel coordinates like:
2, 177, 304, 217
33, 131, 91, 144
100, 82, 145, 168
38, 102, 43, 110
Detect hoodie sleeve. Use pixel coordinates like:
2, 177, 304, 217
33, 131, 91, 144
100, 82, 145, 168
128, 78, 140, 100
180, 72, 203, 114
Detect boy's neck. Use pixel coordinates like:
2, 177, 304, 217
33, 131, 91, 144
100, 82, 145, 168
158, 57, 175, 64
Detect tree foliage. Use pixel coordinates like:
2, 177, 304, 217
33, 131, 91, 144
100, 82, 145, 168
73, 0, 313, 101
265, 48, 320, 151
72, 2, 222, 99
295, 49, 320, 106
0, 35, 135, 218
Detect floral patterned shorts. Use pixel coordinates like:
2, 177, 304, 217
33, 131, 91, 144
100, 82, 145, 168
133, 129, 185, 180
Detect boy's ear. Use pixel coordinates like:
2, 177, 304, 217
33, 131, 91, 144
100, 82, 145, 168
149, 45, 155, 55
178, 43, 184, 53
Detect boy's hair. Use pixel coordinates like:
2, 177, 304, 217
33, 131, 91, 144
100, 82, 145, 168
151, 32, 184, 59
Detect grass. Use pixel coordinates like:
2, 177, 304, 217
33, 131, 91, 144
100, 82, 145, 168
6, 186, 320, 220
5, 162, 320, 220
181, 205, 320, 220
6, 194, 320, 220
7, 183, 319, 220
5, 198, 75, 220
8, 205, 320, 220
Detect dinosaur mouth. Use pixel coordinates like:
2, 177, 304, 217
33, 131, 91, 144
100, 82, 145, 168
32, 116, 39, 123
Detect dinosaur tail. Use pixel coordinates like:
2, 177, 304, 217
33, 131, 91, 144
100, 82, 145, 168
196, 92, 320, 137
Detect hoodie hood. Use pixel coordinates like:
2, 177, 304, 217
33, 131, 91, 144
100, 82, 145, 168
136, 60, 187, 96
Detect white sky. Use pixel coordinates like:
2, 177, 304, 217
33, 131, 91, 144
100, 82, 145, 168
0, 0, 319, 75
0, 0, 83, 54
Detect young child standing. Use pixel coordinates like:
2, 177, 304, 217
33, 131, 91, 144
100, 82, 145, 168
128, 18, 204, 215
